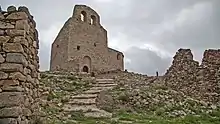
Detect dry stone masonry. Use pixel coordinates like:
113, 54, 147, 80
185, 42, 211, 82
164, 49, 199, 96
165, 48, 220, 104
0, 6, 40, 124
50, 5, 124, 74
198, 49, 220, 103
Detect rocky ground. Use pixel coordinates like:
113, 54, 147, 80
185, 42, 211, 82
38, 71, 220, 124
38, 71, 95, 123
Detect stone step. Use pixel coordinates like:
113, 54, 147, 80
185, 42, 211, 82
84, 89, 103, 94
94, 83, 117, 87
71, 94, 97, 99
84, 110, 112, 118
90, 86, 113, 90
96, 81, 115, 84
96, 79, 114, 82
63, 104, 98, 112
68, 98, 96, 105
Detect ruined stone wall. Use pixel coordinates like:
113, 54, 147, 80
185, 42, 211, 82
164, 48, 220, 104
106, 48, 124, 71
164, 49, 199, 89
0, 6, 40, 123
197, 49, 220, 103
50, 5, 124, 73
50, 18, 70, 71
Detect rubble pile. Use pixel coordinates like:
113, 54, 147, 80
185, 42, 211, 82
97, 72, 216, 118
97, 48, 220, 118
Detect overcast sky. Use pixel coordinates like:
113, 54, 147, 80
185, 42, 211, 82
1, 0, 220, 75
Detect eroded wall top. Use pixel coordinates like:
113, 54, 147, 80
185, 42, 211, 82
0, 5, 41, 123
164, 48, 220, 103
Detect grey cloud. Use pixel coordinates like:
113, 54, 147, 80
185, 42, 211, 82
124, 47, 171, 75
155, 1, 220, 48
39, 42, 51, 71
1, 0, 219, 74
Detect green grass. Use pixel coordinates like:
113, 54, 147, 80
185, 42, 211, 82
40, 72, 220, 124
44, 108, 220, 124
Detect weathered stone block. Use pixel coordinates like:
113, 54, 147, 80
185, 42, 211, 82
0, 13, 5, 20
33, 41, 37, 48
0, 71, 8, 79
28, 64, 35, 72
24, 68, 31, 75
27, 75, 34, 84
0, 63, 23, 72
21, 119, 29, 124
0, 47, 3, 52
26, 36, 33, 45
23, 52, 28, 59
30, 47, 35, 55
6, 53, 28, 66
18, 6, 30, 15
14, 36, 29, 47
3, 43, 24, 53
0, 36, 11, 44
33, 88, 38, 98
0, 92, 24, 108
31, 72, 38, 78
0, 107, 22, 118
0, 30, 5, 35
2, 86, 24, 92
6, 29, 25, 37
23, 108, 31, 116
15, 20, 28, 30
0, 118, 17, 124
0, 21, 14, 29
6, 12, 28, 20
7, 6, 17, 13
0, 54, 5, 63
30, 20, 36, 28
0, 80, 19, 86
9, 72, 26, 81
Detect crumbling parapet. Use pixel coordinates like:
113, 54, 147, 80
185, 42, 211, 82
164, 48, 220, 104
0, 6, 40, 123
164, 49, 199, 89
197, 49, 220, 103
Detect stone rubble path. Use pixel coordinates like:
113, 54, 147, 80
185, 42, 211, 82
63, 78, 116, 118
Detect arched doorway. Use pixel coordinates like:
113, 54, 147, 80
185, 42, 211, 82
82, 56, 91, 73
82, 66, 89, 73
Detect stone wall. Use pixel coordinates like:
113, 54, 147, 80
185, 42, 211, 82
50, 18, 70, 71
164, 49, 199, 91
164, 48, 220, 104
50, 5, 124, 73
197, 49, 220, 103
0, 6, 40, 123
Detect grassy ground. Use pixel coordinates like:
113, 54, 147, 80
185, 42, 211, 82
45, 108, 220, 124
39, 72, 220, 124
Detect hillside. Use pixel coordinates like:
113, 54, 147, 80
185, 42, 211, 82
37, 71, 220, 124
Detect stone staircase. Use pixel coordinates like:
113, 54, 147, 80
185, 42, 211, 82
63, 78, 116, 118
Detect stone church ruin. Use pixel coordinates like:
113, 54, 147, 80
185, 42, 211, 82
0, 3, 219, 123
50, 5, 124, 73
